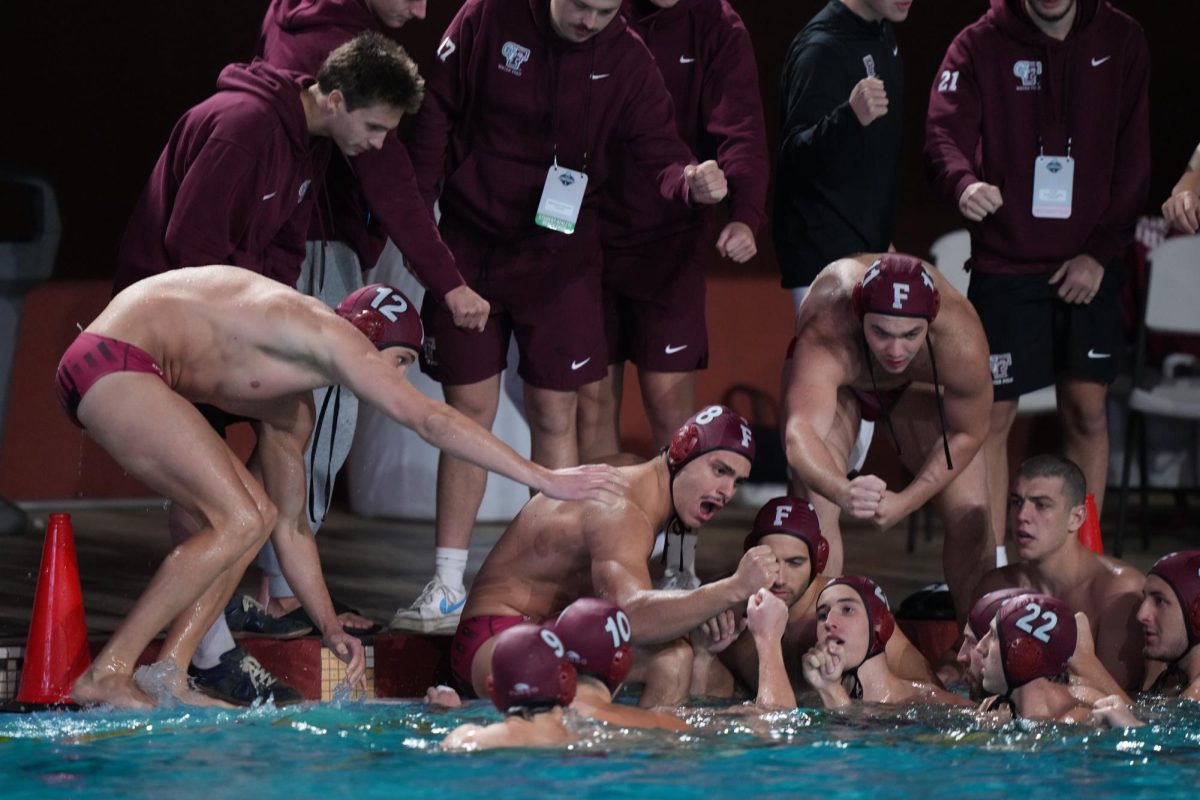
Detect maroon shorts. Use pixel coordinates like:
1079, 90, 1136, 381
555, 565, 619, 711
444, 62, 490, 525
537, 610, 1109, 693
55, 332, 166, 427
850, 384, 911, 422
602, 228, 708, 372
420, 228, 607, 391
449, 613, 529, 696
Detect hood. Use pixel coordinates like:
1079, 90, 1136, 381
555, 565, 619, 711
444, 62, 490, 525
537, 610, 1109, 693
626, 0, 701, 25
531, 0, 630, 51
266, 0, 378, 34
804, 0, 890, 43
990, 0, 1101, 45
216, 61, 312, 156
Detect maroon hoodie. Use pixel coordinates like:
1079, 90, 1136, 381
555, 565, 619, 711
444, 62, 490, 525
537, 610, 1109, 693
408, 0, 696, 249
115, 61, 330, 292
259, 0, 466, 299
924, 0, 1149, 274
602, 0, 769, 248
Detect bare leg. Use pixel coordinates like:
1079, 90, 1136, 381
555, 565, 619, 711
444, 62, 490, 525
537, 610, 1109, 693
525, 385, 580, 469
929, 453, 991, 628
434, 376, 502, 550
637, 369, 695, 447
1057, 378, 1110, 512
71, 376, 276, 709
984, 400, 1018, 552
577, 364, 623, 462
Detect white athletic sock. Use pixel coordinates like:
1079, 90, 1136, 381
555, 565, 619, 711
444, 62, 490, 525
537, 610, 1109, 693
434, 547, 469, 591
680, 533, 697, 574
193, 616, 236, 670
995, 545, 1009, 568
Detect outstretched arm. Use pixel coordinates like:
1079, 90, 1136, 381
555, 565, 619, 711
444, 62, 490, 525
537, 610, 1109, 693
251, 416, 365, 688
330, 335, 627, 502
590, 525, 779, 645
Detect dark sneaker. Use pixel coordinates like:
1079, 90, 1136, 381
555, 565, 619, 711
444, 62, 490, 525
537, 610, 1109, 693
188, 646, 305, 706
225, 593, 312, 639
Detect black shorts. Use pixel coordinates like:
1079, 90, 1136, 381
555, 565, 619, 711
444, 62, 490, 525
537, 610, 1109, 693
968, 266, 1125, 401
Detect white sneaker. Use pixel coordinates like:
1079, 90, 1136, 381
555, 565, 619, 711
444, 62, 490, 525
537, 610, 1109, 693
389, 578, 467, 634
656, 568, 701, 591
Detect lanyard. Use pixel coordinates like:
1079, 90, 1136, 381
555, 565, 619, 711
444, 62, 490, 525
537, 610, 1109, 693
546, 38, 595, 173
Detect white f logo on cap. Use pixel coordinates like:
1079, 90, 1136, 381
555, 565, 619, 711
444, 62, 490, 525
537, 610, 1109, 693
892, 283, 910, 309
773, 504, 793, 528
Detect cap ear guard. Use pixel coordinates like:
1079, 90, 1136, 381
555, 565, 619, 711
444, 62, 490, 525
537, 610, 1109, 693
667, 424, 701, 470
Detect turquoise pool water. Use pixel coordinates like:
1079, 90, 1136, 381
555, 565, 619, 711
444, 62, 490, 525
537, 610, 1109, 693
3, 699, 1198, 799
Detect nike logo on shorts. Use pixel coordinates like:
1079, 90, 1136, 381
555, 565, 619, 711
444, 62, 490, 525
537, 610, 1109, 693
1091, 56, 1111, 66
679, 56, 695, 64
1087, 349, 1112, 359
589, 72, 610, 80
664, 344, 688, 354
439, 597, 466, 615
571, 358, 592, 370
261, 191, 278, 201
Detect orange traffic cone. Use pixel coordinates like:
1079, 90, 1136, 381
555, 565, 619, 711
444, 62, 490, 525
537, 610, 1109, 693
1078, 492, 1104, 554
17, 513, 91, 705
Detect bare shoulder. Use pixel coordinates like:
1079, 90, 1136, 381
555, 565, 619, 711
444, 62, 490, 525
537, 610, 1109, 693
577, 494, 655, 557
1099, 561, 1142, 597
439, 723, 486, 752
931, 293, 991, 387
974, 565, 1028, 599
915, 682, 974, 707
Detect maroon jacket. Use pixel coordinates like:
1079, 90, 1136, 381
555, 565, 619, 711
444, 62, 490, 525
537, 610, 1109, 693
259, 0, 465, 299
602, 0, 769, 249
408, 0, 696, 249
115, 61, 329, 292
924, 0, 1149, 274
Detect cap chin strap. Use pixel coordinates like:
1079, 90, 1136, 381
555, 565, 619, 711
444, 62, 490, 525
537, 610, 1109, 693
663, 451, 691, 538
847, 669, 864, 700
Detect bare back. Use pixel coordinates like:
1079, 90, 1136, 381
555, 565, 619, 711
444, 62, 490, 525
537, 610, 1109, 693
85, 266, 367, 414
462, 459, 670, 621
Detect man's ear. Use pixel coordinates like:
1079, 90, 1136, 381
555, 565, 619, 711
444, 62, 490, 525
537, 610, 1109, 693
327, 88, 346, 112
1066, 502, 1086, 534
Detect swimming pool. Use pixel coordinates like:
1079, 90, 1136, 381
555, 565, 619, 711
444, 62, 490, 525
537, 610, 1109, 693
3, 699, 1197, 799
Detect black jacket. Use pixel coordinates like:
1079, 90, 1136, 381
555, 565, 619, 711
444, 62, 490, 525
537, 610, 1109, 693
773, 1, 904, 288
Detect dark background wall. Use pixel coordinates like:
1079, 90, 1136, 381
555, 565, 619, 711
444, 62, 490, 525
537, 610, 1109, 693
1, 0, 1195, 281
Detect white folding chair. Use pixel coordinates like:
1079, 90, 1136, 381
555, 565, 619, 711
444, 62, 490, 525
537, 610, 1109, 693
1114, 235, 1200, 555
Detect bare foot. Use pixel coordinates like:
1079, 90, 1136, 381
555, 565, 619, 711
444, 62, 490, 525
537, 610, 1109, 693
73, 668, 156, 710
